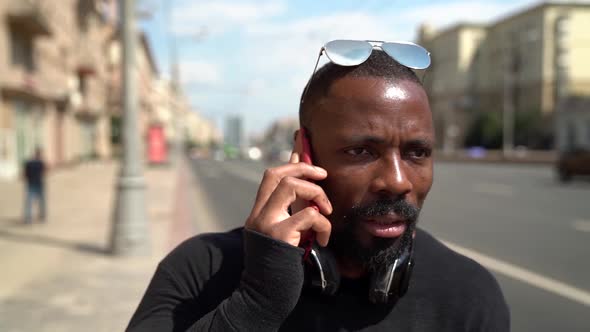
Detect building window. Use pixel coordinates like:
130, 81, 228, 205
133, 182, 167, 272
525, 25, 539, 43
554, 14, 570, 102
9, 29, 35, 71
78, 72, 88, 96
555, 15, 569, 37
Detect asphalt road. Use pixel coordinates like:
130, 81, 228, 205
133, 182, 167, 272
189, 158, 590, 331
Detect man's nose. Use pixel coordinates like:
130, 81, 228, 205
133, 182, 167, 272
370, 153, 413, 196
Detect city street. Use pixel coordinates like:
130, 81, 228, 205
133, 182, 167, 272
2, 0, 590, 331
189, 158, 590, 332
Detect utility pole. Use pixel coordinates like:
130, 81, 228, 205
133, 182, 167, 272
164, 0, 208, 165
110, 0, 150, 256
503, 47, 516, 158
164, 0, 208, 166
443, 102, 459, 155
164, 0, 184, 167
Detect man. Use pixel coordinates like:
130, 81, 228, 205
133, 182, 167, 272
127, 44, 509, 331
23, 147, 46, 224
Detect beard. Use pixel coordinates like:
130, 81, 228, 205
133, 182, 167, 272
328, 197, 420, 273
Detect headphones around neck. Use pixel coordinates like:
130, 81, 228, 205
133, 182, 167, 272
303, 240, 414, 305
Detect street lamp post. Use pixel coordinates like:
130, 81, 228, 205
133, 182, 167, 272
110, 0, 150, 256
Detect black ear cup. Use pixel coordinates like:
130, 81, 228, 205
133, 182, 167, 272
398, 257, 414, 298
368, 241, 415, 304
303, 244, 340, 296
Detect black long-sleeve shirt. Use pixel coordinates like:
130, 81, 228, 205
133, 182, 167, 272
127, 227, 510, 331
24, 159, 45, 188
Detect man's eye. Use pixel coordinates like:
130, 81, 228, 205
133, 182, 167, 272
407, 148, 430, 159
345, 147, 371, 156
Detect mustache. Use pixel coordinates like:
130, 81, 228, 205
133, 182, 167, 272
346, 197, 420, 223
330, 197, 419, 273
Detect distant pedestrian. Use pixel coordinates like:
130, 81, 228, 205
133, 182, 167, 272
23, 147, 46, 224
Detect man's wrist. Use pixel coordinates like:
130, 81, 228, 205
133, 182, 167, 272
236, 229, 305, 326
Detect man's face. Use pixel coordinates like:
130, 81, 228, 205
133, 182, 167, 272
309, 76, 434, 271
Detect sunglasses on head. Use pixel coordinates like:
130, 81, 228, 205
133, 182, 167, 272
301, 40, 431, 104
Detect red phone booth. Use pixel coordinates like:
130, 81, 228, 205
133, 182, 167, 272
147, 124, 167, 164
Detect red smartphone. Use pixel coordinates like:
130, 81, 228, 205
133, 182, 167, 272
298, 127, 318, 260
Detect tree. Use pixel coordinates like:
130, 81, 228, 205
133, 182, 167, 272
464, 111, 503, 149
514, 109, 549, 149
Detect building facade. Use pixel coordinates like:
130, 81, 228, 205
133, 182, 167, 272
184, 109, 221, 149
105, 31, 160, 157
419, 1, 590, 151
224, 115, 244, 151
0, 0, 112, 179
0, 0, 219, 178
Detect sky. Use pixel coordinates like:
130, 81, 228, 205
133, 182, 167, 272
139, 0, 554, 138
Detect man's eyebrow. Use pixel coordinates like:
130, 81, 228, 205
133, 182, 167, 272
404, 138, 434, 148
341, 135, 388, 145
340, 136, 434, 147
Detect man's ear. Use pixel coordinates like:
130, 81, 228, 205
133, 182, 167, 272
292, 129, 303, 155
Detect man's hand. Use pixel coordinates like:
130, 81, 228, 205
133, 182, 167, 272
245, 155, 333, 247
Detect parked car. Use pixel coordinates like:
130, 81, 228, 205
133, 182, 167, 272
556, 148, 590, 182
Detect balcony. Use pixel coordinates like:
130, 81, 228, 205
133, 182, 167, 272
77, 39, 100, 75
0, 66, 46, 101
72, 78, 104, 115
0, 66, 71, 103
6, 0, 52, 37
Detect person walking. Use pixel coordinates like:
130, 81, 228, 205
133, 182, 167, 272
23, 147, 46, 224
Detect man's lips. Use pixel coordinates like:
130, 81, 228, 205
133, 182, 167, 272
361, 214, 407, 238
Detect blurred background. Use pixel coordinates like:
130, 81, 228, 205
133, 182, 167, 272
0, 0, 589, 331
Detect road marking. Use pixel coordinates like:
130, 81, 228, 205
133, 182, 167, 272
572, 219, 590, 233
442, 240, 590, 307
472, 182, 514, 197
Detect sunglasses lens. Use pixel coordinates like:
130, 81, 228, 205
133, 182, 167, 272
381, 42, 431, 70
324, 40, 372, 66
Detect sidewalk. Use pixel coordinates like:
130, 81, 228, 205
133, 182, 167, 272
0, 159, 200, 332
